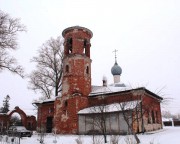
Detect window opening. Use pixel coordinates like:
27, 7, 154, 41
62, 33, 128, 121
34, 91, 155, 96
86, 66, 89, 74
66, 65, 69, 73
65, 100, 68, 107
148, 111, 151, 124
83, 39, 87, 54
152, 111, 155, 123
67, 38, 72, 53
156, 111, 158, 123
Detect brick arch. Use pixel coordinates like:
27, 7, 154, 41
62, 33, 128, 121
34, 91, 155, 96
8, 106, 27, 128
0, 107, 36, 132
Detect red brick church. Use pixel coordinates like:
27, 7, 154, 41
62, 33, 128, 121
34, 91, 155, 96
34, 26, 163, 134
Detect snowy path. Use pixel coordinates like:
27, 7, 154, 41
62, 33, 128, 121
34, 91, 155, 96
0, 127, 180, 144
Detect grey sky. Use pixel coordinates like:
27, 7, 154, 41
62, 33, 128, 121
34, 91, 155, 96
0, 0, 180, 115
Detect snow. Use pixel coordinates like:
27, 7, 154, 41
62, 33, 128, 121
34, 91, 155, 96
0, 126, 180, 144
78, 100, 140, 114
32, 97, 55, 104
162, 117, 173, 121
90, 83, 132, 96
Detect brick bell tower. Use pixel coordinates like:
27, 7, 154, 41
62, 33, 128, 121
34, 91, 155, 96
54, 26, 93, 134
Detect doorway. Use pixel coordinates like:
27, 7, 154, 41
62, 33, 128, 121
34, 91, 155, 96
46, 117, 53, 133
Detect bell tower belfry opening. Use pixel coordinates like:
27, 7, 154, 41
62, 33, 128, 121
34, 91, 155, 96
54, 26, 93, 134
63, 26, 92, 57
62, 26, 93, 97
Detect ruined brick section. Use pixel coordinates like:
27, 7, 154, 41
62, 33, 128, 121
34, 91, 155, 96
54, 96, 88, 134
62, 56, 91, 97
63, 27, 92, 57
54, 26, 93, 134
37, 102, 54, 129
0, 107, 36, 131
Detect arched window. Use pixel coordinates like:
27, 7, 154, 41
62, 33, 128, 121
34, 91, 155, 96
65, 100, 68, 107
67, 38, 72, 53
83, 39, 87, 54
66, 65, 69, 73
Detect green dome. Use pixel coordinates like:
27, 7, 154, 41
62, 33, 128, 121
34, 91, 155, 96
111, 62, 122, 75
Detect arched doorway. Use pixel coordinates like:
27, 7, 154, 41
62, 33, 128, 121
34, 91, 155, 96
0, 107, 36, 133
8, 106, 27, 128
10, 113, 22, 126
7, 106, 36, 130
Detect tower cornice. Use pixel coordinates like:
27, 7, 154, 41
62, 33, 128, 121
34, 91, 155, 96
62, 26, 93, 38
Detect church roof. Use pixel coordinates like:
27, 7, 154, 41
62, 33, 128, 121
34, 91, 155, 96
78, 100, 141, 114
32, 97, 55, 105
90, 82, 131, 96
89, 84, 163, 101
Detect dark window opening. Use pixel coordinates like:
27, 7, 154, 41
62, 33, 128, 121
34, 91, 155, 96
83, 39, 87, 54
67, 38, 72, 53
86, 66, 89, 74
84, 39, 87, 48
65, 100, 68, 107
46, 117, 53, 133
152, 111, 155, 123
148, 111, 151, 124
66, 65, 69, 73
156, 111, 158, 123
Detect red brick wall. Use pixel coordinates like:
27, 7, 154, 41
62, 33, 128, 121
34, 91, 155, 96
62, 56, 91, 97
0, 107, 37, 132
54, 96, 88, 134
54, 26, 92, 134
88, 90, 162, 133
26, 116, 36, 130
37, 103, 54, 129
0, 114, 8, 132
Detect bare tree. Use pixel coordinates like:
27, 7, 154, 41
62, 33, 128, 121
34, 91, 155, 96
28, 36, 64, 99
81, 95, 109, 143
0, 10, 26, 77
86, 101, 141, 143
115, 89, 161, 144
161, 110, 173, 119
85, 96, 139, 144
115, 100, 141, 144
90, 104, 108, 144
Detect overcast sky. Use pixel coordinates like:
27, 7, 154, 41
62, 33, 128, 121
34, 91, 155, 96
0, 0, 180, 115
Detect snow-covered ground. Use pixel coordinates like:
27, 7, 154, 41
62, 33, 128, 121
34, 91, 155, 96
1, 126, 179, 144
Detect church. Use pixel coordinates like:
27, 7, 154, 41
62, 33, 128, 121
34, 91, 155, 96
34, 26, 163, 134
